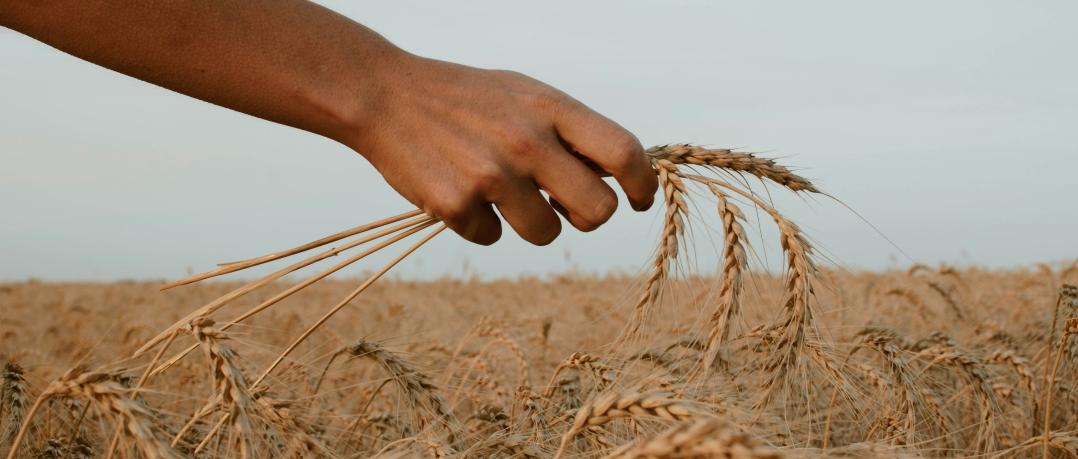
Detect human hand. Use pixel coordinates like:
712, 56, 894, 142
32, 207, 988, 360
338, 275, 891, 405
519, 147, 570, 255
343, 54, 658, 246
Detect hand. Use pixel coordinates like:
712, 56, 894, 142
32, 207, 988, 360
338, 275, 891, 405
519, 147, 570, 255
344, 54, 658, 246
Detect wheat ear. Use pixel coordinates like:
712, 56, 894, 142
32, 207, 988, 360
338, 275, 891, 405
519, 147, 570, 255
854, 329, 920, 446
1, 362, 29, 450
685, 175, 819, 407
5, 368, 180, 459
698, 183, 749, 376
603, 417, 782, 459
620, 159, 687, 342
336, 340, 458, 441
646, 144, 817, 192
554, 389, 698, 459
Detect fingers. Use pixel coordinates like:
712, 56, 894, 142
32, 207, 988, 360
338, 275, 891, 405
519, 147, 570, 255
434, 200, 502, 246
550, 98, 657, 212
532, 140, 618, 231
490, 178, 561, 246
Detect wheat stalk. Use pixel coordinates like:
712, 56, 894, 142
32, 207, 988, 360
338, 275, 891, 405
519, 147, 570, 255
1043, 317, 1077, 459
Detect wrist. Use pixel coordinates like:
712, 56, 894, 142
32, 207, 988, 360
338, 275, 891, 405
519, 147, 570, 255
330, 47, 423, 158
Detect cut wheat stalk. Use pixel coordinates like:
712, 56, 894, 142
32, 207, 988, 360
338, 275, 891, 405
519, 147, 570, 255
135, 214, 434, 358
251, 223, 446, 389
147, 219, 438, 377
160, 208, 424, 290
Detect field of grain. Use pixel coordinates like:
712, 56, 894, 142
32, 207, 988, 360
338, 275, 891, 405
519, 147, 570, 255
2, 267, 1076, 458
1, 146, 1076, 458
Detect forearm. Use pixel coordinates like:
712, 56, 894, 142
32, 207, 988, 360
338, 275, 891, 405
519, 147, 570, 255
3, 1, 659, 246
0, 0, 403, 144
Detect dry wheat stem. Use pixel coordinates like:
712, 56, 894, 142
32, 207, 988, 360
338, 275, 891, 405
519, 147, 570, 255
160, 209, 424, 290
1043, 318, 1077, 459
135, 214, 433, 358
252, 224, 447, 389
148, 219, 438, 377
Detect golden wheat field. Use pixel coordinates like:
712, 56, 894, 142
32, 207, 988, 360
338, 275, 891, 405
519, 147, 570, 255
1, 146, 1077, 458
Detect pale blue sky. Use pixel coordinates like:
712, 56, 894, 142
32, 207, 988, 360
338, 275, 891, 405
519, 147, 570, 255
1, 1, 1075, 281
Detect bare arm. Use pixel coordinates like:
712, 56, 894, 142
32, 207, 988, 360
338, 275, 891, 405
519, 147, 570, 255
0, 0, 657, 245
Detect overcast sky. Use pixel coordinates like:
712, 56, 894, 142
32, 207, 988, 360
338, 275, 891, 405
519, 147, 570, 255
2, 1, 1075, 282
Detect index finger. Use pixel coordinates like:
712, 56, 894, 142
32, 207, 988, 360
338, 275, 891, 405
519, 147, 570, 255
551, 98, 657, 211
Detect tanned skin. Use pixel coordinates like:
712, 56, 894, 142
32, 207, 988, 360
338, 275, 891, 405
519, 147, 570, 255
1, 1, 658, 245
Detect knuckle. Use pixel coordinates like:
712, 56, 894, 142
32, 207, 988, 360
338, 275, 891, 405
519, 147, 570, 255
501, 129, 542, 157
468, 161, 506, 197
529, 89, 570, 112
429, 193, 472, 222
606, 133, 645, 175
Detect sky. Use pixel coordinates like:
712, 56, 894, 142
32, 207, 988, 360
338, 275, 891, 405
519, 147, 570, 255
1, 1, 1076, 282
